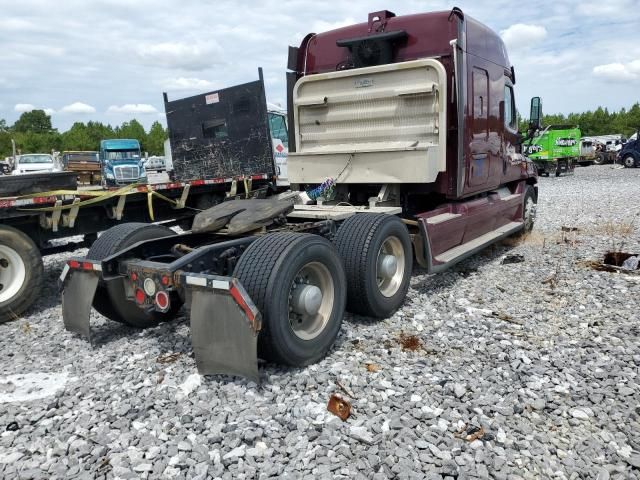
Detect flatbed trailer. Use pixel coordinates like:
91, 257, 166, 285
61, 8, 539, 381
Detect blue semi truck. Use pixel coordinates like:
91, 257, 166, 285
99, 139, 146, 187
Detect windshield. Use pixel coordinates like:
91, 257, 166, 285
18, 154, 53, 164
104, 149, 140, 160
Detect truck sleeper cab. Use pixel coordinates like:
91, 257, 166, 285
61, 8, 538, 381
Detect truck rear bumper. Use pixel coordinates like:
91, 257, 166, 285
61, 260, 262, 382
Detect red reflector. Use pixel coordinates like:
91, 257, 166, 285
155, 291, 169, 310
229, 284, 255, 323
131, 272, 138, 281
161, 275, 170, 286
68, 260, 80, 269
82, 262, 93, 271
135, 289, 146, 304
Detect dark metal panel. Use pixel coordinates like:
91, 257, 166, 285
190, 289, 260, 382
165, 76, 275, 182
62, 271, 99, 341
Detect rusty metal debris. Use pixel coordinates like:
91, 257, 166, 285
397, 332, 422, 351
327, 394, 351, 421
157, 352, 181, 364
454, 423, 490, 442
365, 363, 380, 372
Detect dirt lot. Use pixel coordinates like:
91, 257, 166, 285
1, 165, 639, 479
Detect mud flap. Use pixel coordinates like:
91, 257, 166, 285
187, 276, 261, 382
62, 271, 99, 341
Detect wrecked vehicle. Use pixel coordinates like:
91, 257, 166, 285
61, 8, 538, 381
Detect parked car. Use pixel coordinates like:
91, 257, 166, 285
12, 154, 60, 175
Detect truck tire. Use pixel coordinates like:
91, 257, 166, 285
0, 225, 43, 323
593, 153, 606, 165
333, 213, 412, 318
233, 232, 347, 367
622, 155, 637, 168
86, 222, 182, 327
522, 185, 537, 233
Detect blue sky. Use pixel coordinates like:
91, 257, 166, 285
1, 0, 639, 131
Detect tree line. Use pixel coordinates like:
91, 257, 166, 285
518, 102, 640, 138
0, 109, 167, 158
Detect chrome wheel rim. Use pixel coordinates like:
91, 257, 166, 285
288, 262, 335, 340
376, 236, 405, 297
524, 196, 536, 231
0, 245, 26, 304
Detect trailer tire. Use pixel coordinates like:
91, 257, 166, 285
0, 226, 43, 323
593, 153, 606, 165
87, 222, 181, 327
333, 213, 412, 318
233, 232, 347, 367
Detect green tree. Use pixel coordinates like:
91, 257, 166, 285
61, 122, 94, 151
12, 110, 55, 134
0, 118, 8, 133
146, 121, 167, 156
115, 119, 147, 150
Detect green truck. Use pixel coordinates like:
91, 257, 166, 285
523, 125, 580, 176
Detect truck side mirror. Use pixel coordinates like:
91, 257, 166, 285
529, 97, 542, 130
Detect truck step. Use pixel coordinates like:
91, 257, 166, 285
434, 221, 522, 264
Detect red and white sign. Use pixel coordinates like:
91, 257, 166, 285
205, 93, 220, 105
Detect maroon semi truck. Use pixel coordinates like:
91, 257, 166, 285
61, 8, 539, 381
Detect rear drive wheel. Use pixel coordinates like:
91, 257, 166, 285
0, 226, 43, 323
623, 155, 637, 168
86, 222, 182, 327
334, 213, 412, 318
233, 232, 347, 366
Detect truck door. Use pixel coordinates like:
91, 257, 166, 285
468, 68, 489, 188
501, 83, 521, 179
268, 112, 289, 186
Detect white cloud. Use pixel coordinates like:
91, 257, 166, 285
578, 0, 633, 17
500, 24, 547, 51
160, 77, 217, 91
107, 104, 158, 114
136, 41, 224, 71
60, 102, 96, 114
14, 103, 36, 113
14, 103, 55, 115
593, 61, 640, 82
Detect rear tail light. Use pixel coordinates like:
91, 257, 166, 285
135, 288, 146, 304
68, 260, 101, 271
155, 291, 169, 311
130, 272, 138, 281
161, 275, 170, 286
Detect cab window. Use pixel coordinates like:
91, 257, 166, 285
268, 113, 288, 148
504, 86, 517, 130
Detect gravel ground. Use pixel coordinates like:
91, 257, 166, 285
1, 165, 639, 480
